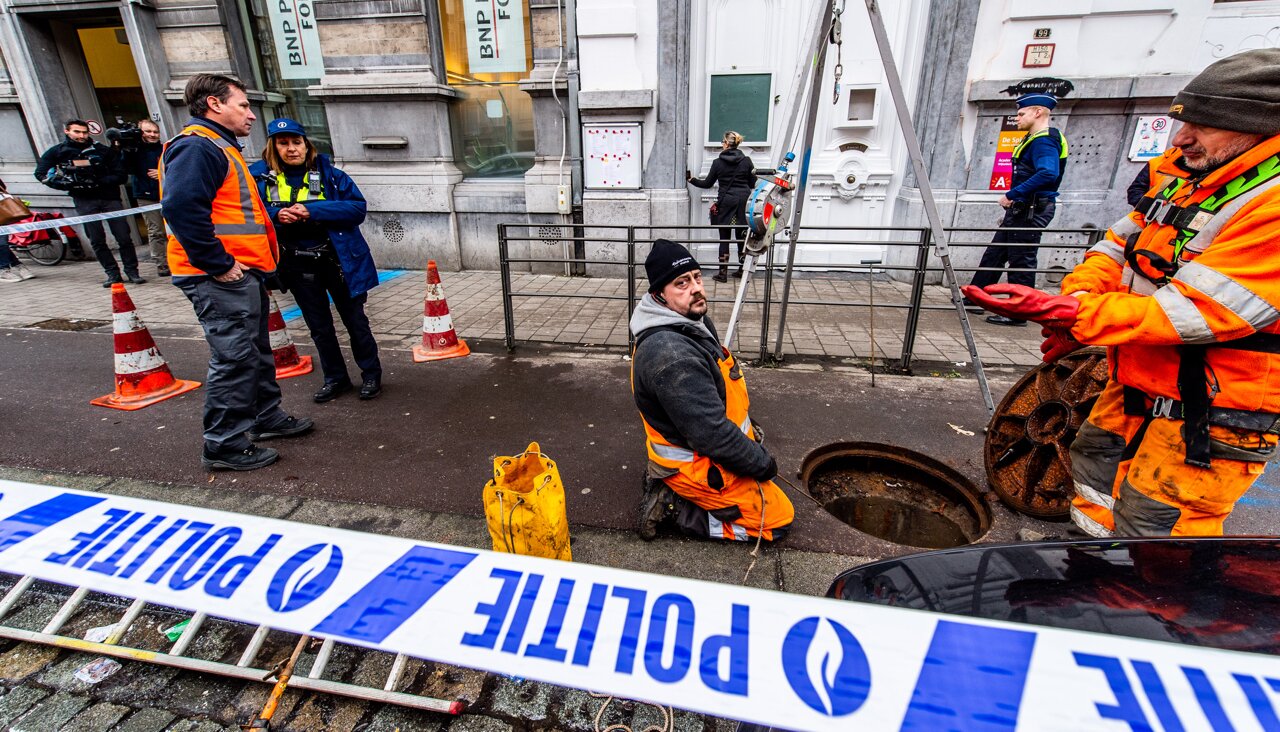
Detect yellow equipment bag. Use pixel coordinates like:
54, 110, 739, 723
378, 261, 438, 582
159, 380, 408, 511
483, 442, 572, 561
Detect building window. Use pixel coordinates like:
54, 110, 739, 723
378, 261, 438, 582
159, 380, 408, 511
239, 0, 333, 154
438, 0, 535, 178
707, 73, 772, 145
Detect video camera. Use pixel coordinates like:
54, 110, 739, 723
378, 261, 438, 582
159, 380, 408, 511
46, 156, 107, 191
105, 117, 143, 152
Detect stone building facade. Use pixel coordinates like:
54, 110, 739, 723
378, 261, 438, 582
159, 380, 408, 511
0, 0, 578, 272
1, 0, 1276, 276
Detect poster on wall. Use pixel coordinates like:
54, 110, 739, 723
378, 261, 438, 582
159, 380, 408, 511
583, 124, 641, 189
989, 115, 1027, 191
465, 0, 528, 74
267, 0, 325, 80
1128, 115, 1173, 161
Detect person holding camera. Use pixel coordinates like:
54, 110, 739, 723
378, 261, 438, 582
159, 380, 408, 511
249, 118, 383, 402
688, 131, 756, 283
34, 119, 144, 286
964, 93, 1069, 326
124, 119, 169, 277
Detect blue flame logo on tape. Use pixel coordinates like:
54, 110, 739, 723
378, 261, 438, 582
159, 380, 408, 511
781, 616, 871, 717
267, 543, 343, 612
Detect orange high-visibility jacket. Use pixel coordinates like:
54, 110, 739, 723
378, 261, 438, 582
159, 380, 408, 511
161, 124, 278, 276
1062, 134, 1280, 414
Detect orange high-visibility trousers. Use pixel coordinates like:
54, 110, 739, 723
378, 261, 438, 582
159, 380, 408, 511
1069, 380, 1275, 537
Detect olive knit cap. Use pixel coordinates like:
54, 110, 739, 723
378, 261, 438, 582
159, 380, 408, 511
1170, 48, 1280, 135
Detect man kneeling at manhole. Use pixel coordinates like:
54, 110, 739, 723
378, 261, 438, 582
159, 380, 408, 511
629, 239, 794, 541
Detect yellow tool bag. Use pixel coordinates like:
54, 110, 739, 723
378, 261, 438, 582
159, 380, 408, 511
483, 442, 572, 561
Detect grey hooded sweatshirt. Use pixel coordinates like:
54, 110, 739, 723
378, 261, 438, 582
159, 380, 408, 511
628, 293, 775, 481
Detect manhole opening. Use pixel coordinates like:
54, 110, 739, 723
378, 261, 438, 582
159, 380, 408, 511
27, 318, 109, 332
802, 443, 991, 549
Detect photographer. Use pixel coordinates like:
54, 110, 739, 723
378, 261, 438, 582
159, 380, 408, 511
122, 119, 168, 276
963, 94, 1069, 326
34, 118, 144, 286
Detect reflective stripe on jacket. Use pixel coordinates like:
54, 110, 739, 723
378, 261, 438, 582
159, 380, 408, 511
1061, 134, 1280, 414
162, 124, 277, 276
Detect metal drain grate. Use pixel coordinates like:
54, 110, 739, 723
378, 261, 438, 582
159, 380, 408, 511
382, 219, 405, 243
537, 225, 563, 244
27, 318, 109, 332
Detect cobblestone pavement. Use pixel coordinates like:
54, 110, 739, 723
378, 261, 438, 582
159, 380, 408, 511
0, 466, 864, 732
0, 257, 1043, 368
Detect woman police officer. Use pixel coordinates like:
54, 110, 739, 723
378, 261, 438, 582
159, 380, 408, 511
250, 119, 383, 402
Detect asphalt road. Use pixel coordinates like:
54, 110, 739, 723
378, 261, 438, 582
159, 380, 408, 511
2, 327, 1274, 554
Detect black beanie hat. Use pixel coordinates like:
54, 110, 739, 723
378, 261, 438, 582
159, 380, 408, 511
1170, 49, 1280, 135
645, 239, 702, 293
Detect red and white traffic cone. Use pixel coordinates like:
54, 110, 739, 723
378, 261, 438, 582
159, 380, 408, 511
413, 260, 470, 363
91, 283, 200, 410
267, 294, 313, 379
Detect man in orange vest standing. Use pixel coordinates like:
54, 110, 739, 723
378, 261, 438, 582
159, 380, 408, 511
630, 239, 793, 542
964, 49, 1280, 537
161, 74, 313, 471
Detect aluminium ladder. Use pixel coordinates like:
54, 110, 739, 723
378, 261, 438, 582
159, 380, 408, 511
0, 572, 464, 716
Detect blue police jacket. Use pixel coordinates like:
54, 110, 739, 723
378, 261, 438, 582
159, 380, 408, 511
248, 153, 380, 298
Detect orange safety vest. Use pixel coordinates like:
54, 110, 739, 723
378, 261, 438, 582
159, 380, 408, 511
160, 124, 278, 276
632, 337, 793, 541
1064, 135, 1280, 418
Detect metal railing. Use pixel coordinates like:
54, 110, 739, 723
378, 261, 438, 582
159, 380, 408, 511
496, 223, 1105, 369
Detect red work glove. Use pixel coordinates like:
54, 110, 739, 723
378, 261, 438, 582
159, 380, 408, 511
1040, 326, 1083, 363
960, 284, 1081, 328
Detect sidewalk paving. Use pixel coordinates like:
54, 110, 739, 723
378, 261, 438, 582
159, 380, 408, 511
0, 258, 1045, 368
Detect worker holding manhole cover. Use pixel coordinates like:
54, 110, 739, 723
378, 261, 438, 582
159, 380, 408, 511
629, 239, 793, 542
964, 49, 1280, 538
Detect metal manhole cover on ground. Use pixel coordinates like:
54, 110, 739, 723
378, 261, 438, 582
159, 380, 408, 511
984, 348, 1109, 519
27, 318, 109, 332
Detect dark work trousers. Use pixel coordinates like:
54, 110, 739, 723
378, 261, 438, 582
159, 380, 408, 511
280, 253, 381, 386
712, 196, 748, 263
178, 275, 288, 452
970, 198, 1057, 290
72, 196, 139, 277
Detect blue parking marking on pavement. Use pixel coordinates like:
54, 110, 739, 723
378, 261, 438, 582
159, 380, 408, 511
280, 268, 410, 322
1238, 463, 1280, 508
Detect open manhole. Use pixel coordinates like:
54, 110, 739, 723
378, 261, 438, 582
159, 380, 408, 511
27, 318, 109, 332
800, 442, 991, 549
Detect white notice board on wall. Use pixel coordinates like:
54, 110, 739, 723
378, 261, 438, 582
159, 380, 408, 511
584, 124, 642, 189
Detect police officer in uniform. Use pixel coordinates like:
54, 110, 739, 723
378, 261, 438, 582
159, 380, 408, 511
250, 119, 382, 402
966, 93, 1069, 325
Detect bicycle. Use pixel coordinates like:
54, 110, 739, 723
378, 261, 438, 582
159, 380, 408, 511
5, 211, 78, 266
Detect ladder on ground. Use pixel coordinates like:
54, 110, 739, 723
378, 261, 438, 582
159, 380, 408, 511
0, 572, 464, 715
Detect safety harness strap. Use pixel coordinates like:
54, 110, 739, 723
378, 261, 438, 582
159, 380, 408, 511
1122, 332, 1280, 466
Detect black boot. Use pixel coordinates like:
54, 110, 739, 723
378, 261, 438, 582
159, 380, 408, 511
637, 476, 676, 541
713, 254, 729, 283
734, 251, 746, 278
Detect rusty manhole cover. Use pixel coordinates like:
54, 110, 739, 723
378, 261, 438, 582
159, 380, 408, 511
27, 318, 109, 332
800, 442, 991, 549
984, 348, 1109, 519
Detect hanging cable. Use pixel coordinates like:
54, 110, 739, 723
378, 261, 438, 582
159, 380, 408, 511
831, 0, 845, 104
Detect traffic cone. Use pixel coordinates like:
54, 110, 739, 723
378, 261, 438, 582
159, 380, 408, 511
267, 294, 313, 379
413, 260, 470, 362
91, 284, 200, 410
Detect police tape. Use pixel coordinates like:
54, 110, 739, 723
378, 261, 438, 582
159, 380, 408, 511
1, 479, 1276, 731
0, 203, 161, 237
